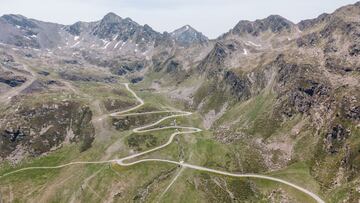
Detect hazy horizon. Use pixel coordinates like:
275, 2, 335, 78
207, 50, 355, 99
0, 0, 358, 38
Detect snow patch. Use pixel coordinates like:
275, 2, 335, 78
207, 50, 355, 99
119, 41, 126, 50
71, 41, 80, 48
114, 41, 122, 49
246, 41, 262, 47
243, 48, 248, 55
103, 41, 111, 49
74, 36, 80, 41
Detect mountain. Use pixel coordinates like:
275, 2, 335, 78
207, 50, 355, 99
225, 15, 294, 37
0, 2, 359, 203
65, 21, 95, 36
0, 12, 210, 54
91, 12, 162, 44
0, 14, 64, 49
170, 25, 208, 46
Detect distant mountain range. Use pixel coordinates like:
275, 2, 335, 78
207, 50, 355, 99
0, 11, 208, 50
0, 3, 356, 51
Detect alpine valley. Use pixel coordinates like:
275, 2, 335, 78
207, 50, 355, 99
0, 2, 359, 203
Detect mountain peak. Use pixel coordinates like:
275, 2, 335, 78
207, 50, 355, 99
1, 14, 38, 29
171, 25, 208, 46
176, 25, 194, 32
231, 15, 293, 36
101, 12, 122, 23
265, 15, 289, 22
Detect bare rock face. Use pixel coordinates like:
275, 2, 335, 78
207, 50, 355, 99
0, 71, 27, 87
170, 25, 208, 46
165, 60, 181, 73
92, 12, 162, 44
198, 42, 228, 74
349, 44, 360, 56
230, 15, 294, 36
296, 33, 320, 47
65, 21, 93, 36
109, 61, 145, 76
298, 13, 330, 30
341, 96, 360, 121
59, 71, 117, 83
223, 71, 251, 101
324, 124, 350, 154
0, 14, 63, 49
1, 14, 37, 29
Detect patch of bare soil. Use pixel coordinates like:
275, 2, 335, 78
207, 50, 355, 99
202, 103, 228, 129
169, 84, 201, 105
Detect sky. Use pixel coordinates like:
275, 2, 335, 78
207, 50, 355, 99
0, 0, 358, 39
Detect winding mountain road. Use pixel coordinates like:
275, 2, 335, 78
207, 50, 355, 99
0, 83, 325, 203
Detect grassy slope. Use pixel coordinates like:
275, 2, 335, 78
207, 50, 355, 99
0, 81, 326, 202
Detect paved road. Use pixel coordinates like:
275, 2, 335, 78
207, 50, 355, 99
0, 83, 325, 203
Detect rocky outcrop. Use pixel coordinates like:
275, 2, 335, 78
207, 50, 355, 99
92, 12, 162, 43
0, 101, 95, 162
325, 57, 358, 73
165, 60, 182, 73
0, 71, 26, 87
1, 14, 37, 29
273, 55, 332, 116
324, 124, 350, 154
349, 44, 360, 56
59, 71, 117, 83
130, 77, 143, 84
296, 33, 320, 47
198, 42, 227, 75
230, 15, 294, 36
341, 96, 360, 121
65, 21, 95, 36
223, 71, 251, 101
0, 14, 63, 49
109, 61, 145, 76
298, 13, 330, 31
